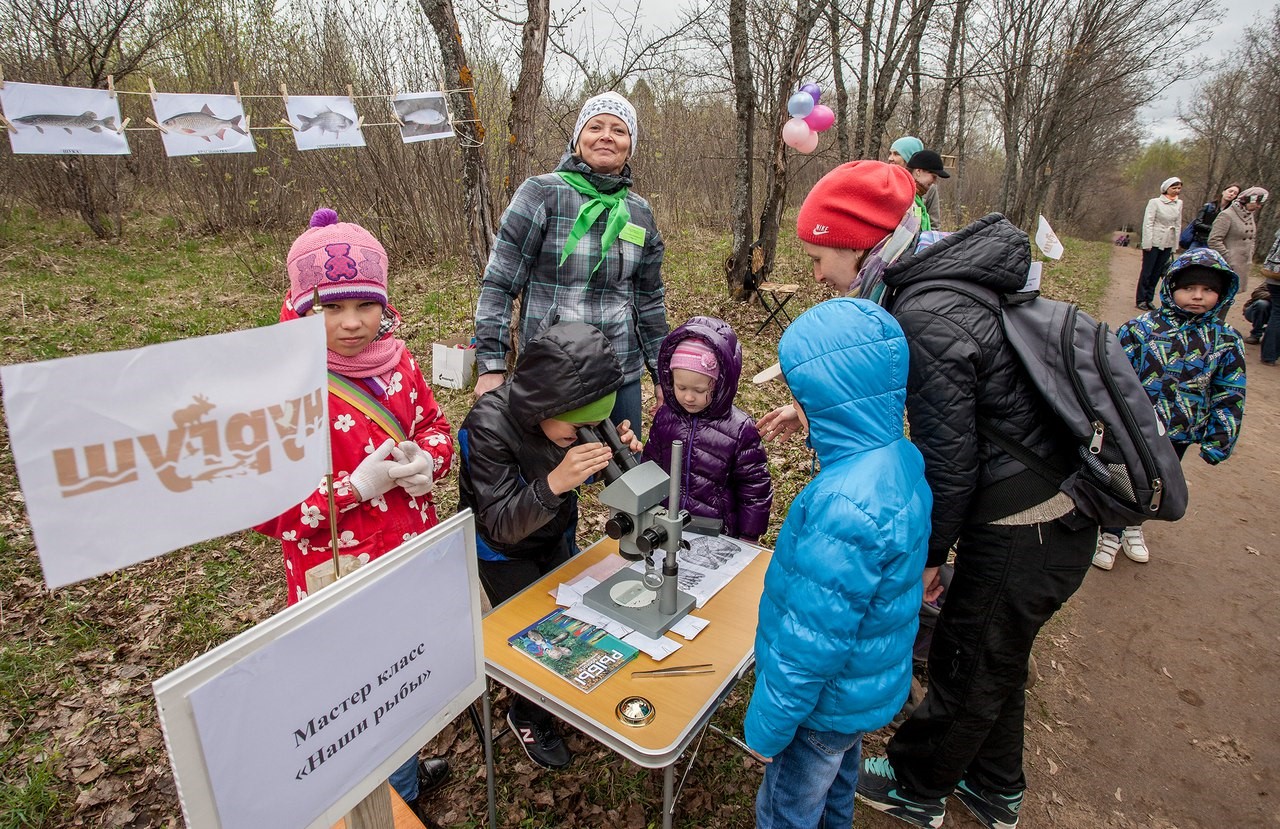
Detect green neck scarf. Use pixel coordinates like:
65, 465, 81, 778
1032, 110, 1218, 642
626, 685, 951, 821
913, 195, 932, 232
557, 171, 631, 273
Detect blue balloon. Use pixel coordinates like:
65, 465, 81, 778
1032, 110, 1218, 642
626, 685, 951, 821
787, 91, 815, 119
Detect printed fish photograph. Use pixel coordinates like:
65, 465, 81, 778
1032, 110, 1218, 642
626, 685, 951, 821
283, 95, 365, 151
152, 93, 254, 157
0, 81, 129, 156
391, 92, 454, 143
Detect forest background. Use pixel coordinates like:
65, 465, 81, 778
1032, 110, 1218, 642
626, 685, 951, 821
2, 0, 1280, 283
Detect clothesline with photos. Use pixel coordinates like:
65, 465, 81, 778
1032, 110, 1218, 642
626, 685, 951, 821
0, 72, 483, 158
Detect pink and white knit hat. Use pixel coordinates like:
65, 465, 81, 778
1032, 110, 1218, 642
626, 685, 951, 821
670, 339, 719, 380
287, 208, 388, 316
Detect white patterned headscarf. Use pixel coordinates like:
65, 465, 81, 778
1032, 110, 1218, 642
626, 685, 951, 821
571, 91, 638, 152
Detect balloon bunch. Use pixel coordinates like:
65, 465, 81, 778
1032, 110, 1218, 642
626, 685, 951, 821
782, 83, 834, 153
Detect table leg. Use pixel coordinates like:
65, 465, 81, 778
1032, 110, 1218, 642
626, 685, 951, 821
663, 763, 674, 829
483, 687, 496, 829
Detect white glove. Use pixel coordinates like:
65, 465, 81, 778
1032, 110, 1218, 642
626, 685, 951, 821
349, 439, 398, 501
389, 441, 434, 497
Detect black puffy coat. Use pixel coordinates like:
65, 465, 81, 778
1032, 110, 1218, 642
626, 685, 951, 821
458, 322, 623, 561
883, 215, 1071, 566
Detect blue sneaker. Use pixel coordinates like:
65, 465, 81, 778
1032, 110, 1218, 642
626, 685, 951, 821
855, 756, 945, 828
954, 778, 1022, 829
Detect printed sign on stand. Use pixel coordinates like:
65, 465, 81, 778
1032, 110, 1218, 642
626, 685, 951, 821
154, 511, 483, 829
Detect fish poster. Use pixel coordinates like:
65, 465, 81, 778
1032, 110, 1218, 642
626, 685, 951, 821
153, 93, 255, 157
284, 95, 366, 151
0, 81, 130, 156
392, 92, 454, 144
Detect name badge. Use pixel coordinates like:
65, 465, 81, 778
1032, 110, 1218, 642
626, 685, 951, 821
619, 222, 646, 246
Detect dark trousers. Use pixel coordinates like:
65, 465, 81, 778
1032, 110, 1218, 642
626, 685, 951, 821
1136, 247, 1172, 306
479, 544, 572, 724
886, 518, 1094, 798
1262, 284, 1280, 364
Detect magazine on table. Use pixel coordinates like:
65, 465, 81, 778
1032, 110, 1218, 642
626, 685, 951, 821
508, 608, 640, 693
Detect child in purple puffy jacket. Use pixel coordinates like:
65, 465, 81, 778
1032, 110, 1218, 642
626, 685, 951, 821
641, 317, 773, 541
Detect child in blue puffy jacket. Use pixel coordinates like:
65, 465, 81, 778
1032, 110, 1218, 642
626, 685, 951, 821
743, 297, 932, 829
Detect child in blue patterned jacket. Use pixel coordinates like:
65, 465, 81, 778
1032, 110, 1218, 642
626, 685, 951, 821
1093, 247, 1247, 570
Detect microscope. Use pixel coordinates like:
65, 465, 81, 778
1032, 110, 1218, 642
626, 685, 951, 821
574, 420, 698, 638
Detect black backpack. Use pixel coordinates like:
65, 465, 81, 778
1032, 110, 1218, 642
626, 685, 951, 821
896, 280, 1189, 528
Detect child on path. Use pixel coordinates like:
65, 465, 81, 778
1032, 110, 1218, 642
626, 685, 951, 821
640, 317, 773, 542
744, 298, 932, 829
457, 320, 640, 769
254, 208, 455, 818
1093, 248, 1247, 570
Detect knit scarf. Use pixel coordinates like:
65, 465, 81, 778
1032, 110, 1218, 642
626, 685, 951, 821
848, 206, 922, 305
557, 170, 632, 274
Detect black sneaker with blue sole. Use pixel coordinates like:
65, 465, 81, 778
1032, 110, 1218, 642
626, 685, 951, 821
855, 756, 946, 828
953, 778, 1022, 829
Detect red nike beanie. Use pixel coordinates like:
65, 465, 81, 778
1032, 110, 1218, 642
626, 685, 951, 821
797, 161, 916, 250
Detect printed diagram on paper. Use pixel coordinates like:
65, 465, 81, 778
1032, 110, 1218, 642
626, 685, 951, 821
630, 534, 762, 607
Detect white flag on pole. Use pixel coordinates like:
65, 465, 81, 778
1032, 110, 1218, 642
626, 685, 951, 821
1035, 215, 1065, 260
1, 315, 329, 589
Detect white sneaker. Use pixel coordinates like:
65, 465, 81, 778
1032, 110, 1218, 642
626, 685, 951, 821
1121, 526, 1150, 562
1093, 532, 1120, 570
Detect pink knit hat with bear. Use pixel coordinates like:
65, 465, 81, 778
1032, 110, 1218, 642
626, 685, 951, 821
287, 208, 387, 316
670, 339, 719, 380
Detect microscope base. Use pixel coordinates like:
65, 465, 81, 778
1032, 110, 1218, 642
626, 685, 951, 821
581, 570, 697, 640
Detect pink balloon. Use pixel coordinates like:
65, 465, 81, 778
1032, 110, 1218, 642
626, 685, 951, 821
782, 117, 812, 149
797, 130, 820, 154
804, 105, 835, 133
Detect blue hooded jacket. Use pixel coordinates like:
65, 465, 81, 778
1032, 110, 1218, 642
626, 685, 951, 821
1118, 247, 1247, 464
743, 298, 932, 757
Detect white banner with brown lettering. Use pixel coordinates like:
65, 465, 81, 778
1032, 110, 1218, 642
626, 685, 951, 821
1, 315, 328, 589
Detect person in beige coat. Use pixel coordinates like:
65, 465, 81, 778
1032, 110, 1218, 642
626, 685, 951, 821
1137, 177, 1183, 309
1209, 186, 1269, 295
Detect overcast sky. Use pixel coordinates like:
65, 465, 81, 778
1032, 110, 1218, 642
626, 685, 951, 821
1143, 0, 1276, 140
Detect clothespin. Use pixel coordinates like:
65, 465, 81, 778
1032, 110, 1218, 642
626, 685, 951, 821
356, 116, 365, 129
0, 64, 6, 90
242, 112, 251, 130
145, 117, 170, 134
279, 82, 288, 104
147, 78, 157, 103
116, 116, 130, 134
233, 81, 242, 103
279, 118, 299, 131
107, 75, 115, 98
0, 113, 16, 134
346, 84, 354, 100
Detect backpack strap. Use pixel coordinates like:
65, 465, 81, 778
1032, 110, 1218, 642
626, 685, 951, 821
976, 416, 1071, 486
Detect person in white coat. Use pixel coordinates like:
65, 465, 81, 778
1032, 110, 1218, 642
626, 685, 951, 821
1136, 177, 1183, 310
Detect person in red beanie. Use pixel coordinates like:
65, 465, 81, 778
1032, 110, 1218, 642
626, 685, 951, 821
757, 161, 1096, 829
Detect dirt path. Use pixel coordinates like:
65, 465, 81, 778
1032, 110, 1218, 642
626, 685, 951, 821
859, 246, 1280, 829
1016, 247, 1280, 828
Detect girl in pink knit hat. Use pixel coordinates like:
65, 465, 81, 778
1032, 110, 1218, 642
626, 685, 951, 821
253, 208, 454, 815
641, 317, 773, 541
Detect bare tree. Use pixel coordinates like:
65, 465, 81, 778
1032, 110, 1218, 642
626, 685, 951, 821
419, 0, 498, 277
500, 0, 550, 199
754, 0, 829, 285
725, 0, 758, 298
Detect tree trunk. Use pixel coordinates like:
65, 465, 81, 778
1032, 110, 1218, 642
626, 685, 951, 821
756, 0, 829, 284
854, 0, 873, 156
419, 0, 497, 278
830, 3, 850, 160
929, 0, 967, 147
725, 0, 757, 299
62, 158, 116, 240
504, 0, 549, 200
